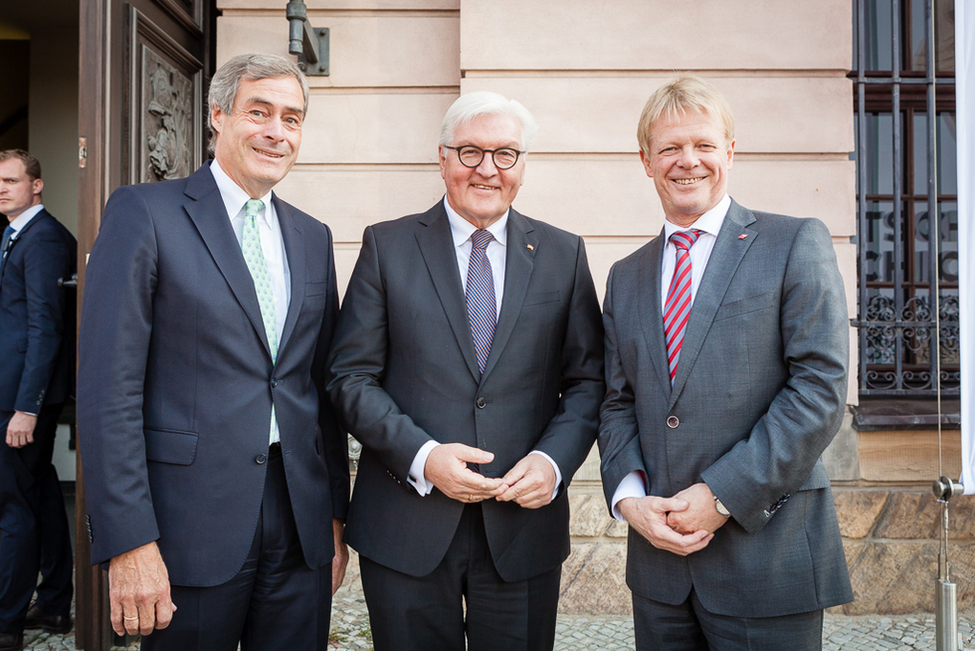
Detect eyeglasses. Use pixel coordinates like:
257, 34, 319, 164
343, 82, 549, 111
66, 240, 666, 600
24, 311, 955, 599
444, 145, 525, 170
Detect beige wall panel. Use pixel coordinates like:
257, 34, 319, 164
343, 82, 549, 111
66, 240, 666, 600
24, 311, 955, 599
459, 0, 851, 71
511, 158, 855, 237
462, 76, 853, 155
730, 159, 856, 236
216, 15, 460, 87
220, 0, 457, 8
273, 166, 445, 242
334, 242, 363, 302
299, 93, 455, 164
583, 238, 650, 305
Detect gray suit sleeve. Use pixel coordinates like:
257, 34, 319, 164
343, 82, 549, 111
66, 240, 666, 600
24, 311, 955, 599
597, 262, 649, 510
701, 218, 849, 534
326, 226, 433, 481
529, 236, 604, 486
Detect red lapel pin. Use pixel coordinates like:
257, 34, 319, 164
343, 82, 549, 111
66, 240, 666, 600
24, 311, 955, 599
738, 234, 748, 240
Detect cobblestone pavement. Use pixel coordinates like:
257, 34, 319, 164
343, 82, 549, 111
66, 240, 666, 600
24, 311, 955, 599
20, 578, 974, 650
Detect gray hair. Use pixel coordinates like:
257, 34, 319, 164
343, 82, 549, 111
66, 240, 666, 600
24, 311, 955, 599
207, 53, 310, 155
637, 75, 735, 159
439, 91, 539, 151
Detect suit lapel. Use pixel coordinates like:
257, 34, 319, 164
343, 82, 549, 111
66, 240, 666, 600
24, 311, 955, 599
275, 195, 305, 354
669, 200, 757, 405
182, 164, 273, 359
415, 203, 482, 381
638, 231, 673, 395
480, 209, 537, 381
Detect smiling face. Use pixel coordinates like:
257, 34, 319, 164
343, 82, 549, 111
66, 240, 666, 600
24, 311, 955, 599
0, 158, 43, 220
440, 113, 526, 229
210, 75, 305, 198
642, 108, 734, 227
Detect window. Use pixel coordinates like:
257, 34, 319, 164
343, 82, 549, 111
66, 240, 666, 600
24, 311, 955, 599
851, 0, 958, 397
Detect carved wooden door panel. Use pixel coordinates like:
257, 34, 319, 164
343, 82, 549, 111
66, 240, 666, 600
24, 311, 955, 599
76, 1, 214, 648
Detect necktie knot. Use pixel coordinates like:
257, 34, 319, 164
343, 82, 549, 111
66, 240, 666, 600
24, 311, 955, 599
244, 198, 264, 223
471, 229, 493, 251
670, 229, 701, 252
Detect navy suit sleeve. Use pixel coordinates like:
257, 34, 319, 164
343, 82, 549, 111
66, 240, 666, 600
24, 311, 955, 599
701, 218, 849, 534
77, 186, 162, 564
529, 236, 604, 485
15, 225, 73, 413
312, 221, 351, 520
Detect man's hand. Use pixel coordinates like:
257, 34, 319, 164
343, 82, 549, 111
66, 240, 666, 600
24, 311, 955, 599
424, 443, 507, 503
496, 454, 557, 509
108, 542, 176, 636
5, 411, 37, 448
618, 496, 713, 556
331, 518, 348, 595
666, 483, 730, 535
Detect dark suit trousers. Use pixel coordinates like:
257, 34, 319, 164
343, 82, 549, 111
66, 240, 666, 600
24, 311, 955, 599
141, 447, 332, 651
360, 503, 561, 651
633, 589, 824, 651
0, 404, 73, 634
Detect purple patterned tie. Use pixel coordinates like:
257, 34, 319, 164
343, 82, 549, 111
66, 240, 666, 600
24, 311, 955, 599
466, 230, 496, 375
663, 229, 702, 384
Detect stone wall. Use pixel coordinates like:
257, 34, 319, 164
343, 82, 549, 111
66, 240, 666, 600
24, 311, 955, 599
835, 489, 975, 617
559, 483, 975, 618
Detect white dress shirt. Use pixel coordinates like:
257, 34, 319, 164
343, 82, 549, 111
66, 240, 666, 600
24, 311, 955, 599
4, 203, 44, 258
210, 160, 291, 444
407, 196, 562, 497
611, 195, 731, 519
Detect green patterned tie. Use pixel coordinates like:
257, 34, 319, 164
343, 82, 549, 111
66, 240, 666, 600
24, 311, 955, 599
243, 199, 278, 444
242, 199, 278, 361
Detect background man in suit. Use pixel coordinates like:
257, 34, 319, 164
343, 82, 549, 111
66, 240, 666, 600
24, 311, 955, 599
0, 150, 76, 651
327, 91, 604, 650
598, 76, 853, 650
77, 54, 349, 651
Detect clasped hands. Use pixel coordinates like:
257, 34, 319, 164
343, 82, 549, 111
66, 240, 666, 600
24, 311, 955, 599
424, 442, 556, 510
617, 482, 730, 557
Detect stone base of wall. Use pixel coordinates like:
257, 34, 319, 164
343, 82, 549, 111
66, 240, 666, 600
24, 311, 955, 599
560, 483, 975, 617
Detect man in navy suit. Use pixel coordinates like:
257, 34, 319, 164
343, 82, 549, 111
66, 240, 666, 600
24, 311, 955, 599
0, 149, 76, 651
78, 54, 349, 651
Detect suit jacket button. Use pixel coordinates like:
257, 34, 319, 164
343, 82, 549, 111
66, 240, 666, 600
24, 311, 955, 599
270, 378, 278, 388
476, 397, 487, 409
666, 415, 680, 428
255, 454, 267, 465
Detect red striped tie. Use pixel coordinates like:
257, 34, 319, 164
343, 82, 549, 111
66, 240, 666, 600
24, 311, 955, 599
663, 230, 702, 384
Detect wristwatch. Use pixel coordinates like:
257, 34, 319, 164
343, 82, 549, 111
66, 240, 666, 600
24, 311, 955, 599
713, 496, 731, 517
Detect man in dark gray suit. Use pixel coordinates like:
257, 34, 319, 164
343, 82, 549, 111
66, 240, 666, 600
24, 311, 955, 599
328, 91, 604, 650
598, 76, 852, 649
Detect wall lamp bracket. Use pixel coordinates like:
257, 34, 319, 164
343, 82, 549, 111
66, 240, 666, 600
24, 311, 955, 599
286, 0, 329, 76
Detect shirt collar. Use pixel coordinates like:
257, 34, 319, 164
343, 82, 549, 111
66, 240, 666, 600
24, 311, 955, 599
210, 159, 274, 222
443, 195, 508, 249
8, 204, 44, 234
663, 194, 731, 241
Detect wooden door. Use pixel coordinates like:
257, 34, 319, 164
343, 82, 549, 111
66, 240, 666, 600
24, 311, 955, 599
76, 1, 214, 648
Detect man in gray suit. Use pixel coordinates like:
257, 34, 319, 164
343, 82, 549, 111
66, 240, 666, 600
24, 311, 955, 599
328, 91, 604, 650
598, 76, 852, 649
